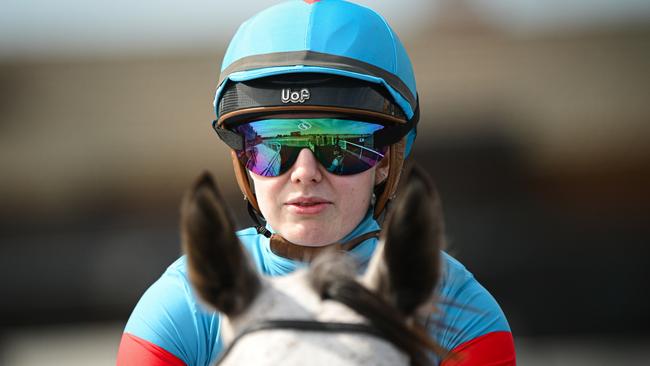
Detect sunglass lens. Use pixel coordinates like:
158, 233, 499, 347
234, 119, 387, 177
316, 142, 387, 175
237, 143, 300, 177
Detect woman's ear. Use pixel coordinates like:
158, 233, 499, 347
374, 151, 391, 185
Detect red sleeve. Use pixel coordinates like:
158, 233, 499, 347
441, 331, 516, 366
117, 333, 186, 366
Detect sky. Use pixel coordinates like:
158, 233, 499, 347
1, 0, 649, 60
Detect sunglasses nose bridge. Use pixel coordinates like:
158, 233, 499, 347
289, 148, 324, 183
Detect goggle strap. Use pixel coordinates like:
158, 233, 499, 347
218, 72, 408, 123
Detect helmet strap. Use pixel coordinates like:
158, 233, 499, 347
245, 200, 271, 238
231, 149, 259, 209
373, 96, 419, 219
269, 230, 381, 262
373, 138, 407, 219
231, 150, 272, 237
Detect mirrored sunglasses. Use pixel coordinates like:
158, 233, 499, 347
222, 119, 390, 177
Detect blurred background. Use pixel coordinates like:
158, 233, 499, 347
1, 0, 649, 365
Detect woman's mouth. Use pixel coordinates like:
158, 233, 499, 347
285, 198, 331, 214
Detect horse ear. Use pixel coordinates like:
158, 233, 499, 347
181, 171, 261, 317
364, 164, 444, 316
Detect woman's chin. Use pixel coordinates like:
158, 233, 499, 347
281, 225, 340, 247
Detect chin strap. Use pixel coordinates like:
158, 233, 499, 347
269, 230, 381, 262
247, 201, 272, 238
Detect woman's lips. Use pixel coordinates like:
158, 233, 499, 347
285, 197, 331, 215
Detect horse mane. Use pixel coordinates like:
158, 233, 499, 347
309, 252, 448, 366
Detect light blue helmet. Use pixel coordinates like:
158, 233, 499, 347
214, 0, 419, 217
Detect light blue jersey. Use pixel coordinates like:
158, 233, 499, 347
123, 212, 511, 365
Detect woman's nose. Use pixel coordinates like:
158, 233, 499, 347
290, 148, 323, 184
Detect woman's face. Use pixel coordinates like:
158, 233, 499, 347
250, 148, 384, 246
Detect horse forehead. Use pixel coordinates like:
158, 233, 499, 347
268, 270, 321, 311
222, 271, 318, 342
268, 271, 365, 323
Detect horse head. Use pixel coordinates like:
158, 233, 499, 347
181, 166, 446, 365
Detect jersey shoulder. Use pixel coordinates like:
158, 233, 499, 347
123, 256, 222, 366
434, 252, 512, 351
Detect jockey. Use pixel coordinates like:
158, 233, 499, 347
117, 1, 516, 365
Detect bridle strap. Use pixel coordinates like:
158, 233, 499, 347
214, 319, 387, 365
